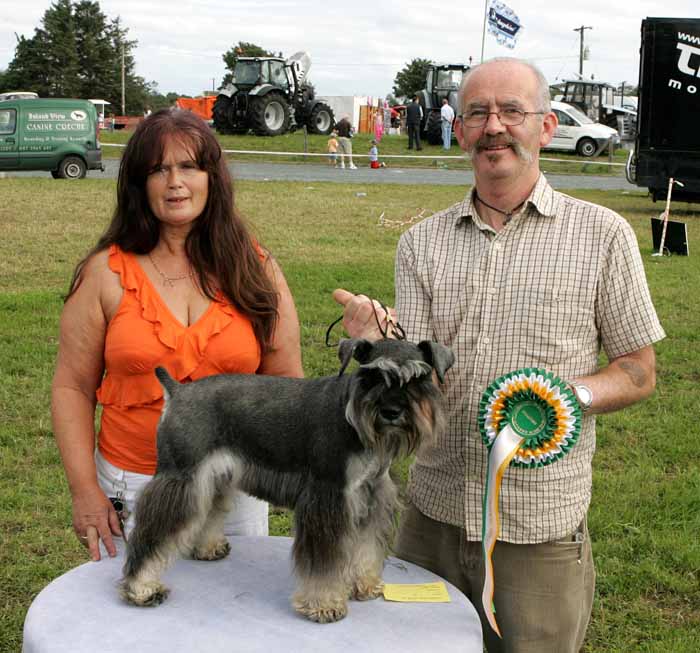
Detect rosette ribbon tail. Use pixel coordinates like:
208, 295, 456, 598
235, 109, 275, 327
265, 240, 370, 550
481, 423, 524, 638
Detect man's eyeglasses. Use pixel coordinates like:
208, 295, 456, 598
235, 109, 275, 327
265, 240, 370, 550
459, 108, 546, 128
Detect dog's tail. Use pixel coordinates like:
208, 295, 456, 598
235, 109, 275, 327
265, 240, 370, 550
122, 473, 197, 581
155, 367, 179, 400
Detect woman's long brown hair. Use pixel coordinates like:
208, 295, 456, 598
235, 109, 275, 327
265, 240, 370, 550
66, 108, 278, 351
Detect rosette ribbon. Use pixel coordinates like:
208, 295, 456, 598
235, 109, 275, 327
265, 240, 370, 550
478, 368, 581, 637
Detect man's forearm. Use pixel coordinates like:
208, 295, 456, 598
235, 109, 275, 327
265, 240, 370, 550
574, 345, 657, 415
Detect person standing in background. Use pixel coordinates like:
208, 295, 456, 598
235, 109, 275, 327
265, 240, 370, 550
440, 98, 455, 150
406, 96, 423, 151
335, 115, 357, 169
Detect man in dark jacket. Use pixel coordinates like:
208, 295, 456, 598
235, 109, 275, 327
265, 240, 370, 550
334, 115, 357, 169
406, 96, 423, 150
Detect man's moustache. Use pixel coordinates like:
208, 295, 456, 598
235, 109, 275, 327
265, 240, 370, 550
468, 137, 533, 163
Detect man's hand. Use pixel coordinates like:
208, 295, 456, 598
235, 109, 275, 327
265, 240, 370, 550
332, 288, 397, 341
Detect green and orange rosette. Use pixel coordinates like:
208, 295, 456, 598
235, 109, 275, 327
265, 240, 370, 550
478, 368, 582, 637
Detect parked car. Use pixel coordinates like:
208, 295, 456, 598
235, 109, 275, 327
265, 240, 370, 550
0, 98, 103, 178
546, 100, 620, 157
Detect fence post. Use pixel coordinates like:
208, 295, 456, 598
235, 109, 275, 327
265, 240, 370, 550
608, 136, 614, 165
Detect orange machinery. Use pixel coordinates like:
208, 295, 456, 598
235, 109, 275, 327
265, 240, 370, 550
175, 96, 216, 121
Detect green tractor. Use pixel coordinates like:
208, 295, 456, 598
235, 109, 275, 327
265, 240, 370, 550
213, 52, 335, 136
416, 63, 470, 145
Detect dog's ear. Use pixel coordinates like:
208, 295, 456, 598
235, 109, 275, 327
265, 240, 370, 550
351, 339, 374, 364
417, 341, 455, 383
337, 338, 373, 376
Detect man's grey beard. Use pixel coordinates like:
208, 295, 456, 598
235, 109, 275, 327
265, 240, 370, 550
465, 137, 534, 164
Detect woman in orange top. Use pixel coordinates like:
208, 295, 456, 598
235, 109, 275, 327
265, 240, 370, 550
52, 109, 303, 561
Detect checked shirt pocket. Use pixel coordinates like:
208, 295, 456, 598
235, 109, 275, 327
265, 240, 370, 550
517, 289, 596, 367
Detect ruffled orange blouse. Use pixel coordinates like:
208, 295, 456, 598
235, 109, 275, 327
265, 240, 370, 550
95, 245, 261, 474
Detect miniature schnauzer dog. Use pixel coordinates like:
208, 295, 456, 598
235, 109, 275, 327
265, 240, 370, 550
120, 338, 454, 623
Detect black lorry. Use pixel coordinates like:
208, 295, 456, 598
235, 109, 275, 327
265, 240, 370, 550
627, 17, 700, 202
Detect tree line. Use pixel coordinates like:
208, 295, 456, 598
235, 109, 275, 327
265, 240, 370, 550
0, 0, 435, 114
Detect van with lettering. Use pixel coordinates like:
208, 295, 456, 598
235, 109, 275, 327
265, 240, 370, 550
0, 98, 103, 179
627, 17, 700, 202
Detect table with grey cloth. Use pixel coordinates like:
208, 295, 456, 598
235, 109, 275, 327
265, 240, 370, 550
23, 536, 482, 652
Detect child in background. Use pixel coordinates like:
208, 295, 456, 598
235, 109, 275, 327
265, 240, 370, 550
327, 131, 339, 167
369, 139, 385, 169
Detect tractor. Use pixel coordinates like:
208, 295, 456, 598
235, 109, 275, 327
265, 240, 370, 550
417, 63, 470, 145
212, 52, 334, 136
555, 79, 637, 135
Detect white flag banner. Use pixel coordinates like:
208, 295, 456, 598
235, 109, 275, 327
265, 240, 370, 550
487, 0, 523, 49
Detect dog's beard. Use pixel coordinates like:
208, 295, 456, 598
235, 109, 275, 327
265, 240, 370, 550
346, 381, 445, 459
465, 135, 534, 164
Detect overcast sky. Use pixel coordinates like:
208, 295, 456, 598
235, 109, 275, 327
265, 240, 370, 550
1, 1, 698, 99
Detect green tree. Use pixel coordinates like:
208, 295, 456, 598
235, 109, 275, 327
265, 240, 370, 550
1, 0, 152, 114
221, 41, 280, 86
392, 58, 432, 100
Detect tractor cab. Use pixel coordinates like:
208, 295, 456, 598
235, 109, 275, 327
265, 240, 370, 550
232, 58, 290, 91
425, 65, 469, 106
418, 63, 470, 145
561, 80, 614, 121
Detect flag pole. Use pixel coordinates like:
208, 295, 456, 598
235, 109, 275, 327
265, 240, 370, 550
481, 0, 488, 62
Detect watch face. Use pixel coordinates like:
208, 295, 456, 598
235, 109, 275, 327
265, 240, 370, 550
576, 385, 592, 409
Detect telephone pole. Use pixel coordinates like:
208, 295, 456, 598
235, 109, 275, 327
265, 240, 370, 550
573, 26, 592, 76
121, 43, 126, 115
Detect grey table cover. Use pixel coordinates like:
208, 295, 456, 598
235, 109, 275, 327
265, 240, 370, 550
23, 536, 482, 652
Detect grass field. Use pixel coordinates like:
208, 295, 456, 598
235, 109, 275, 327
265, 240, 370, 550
1, 177, 699, 651
99, 128, 628, 175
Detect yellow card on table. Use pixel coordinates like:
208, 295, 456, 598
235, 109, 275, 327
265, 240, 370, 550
383, 582, 451, 603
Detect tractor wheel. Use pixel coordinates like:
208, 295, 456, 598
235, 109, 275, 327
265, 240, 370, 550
250, 92, 291, 136
425, 110, 442, 146
417, 90, 430, 136
306, 102, 335, 135
213, 95, 248, 135
576, 137, 598, 157
213, 95, 233, 134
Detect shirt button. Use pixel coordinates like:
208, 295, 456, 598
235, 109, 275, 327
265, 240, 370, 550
483, 336, 490, 344
493, 243, 503, 251
488, 287, 497, 295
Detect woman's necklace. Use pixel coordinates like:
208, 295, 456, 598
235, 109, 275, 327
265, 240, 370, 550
148, 252, 193, 288
474, 190, 524, 224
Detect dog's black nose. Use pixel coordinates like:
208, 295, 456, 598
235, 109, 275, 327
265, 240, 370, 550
379, 407, 403, 422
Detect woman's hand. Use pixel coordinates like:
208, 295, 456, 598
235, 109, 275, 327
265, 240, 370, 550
71, 485, 122, 561
332, 288, 396, 341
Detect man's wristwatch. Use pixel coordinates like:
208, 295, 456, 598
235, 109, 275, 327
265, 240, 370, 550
569, 382, 593, 413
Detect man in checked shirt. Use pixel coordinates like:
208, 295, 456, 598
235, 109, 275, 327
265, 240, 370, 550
333, 57, 664, 653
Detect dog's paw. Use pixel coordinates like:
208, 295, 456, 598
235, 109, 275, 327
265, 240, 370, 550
191, 538, 231, 561
292, 595, 348, 623
352, 576, 384, 601
120, 579, 170, 607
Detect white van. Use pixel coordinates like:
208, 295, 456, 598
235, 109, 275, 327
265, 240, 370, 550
547, 100, 620, 157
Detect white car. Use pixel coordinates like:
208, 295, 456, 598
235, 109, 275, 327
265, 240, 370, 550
547, 101, 620, 157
